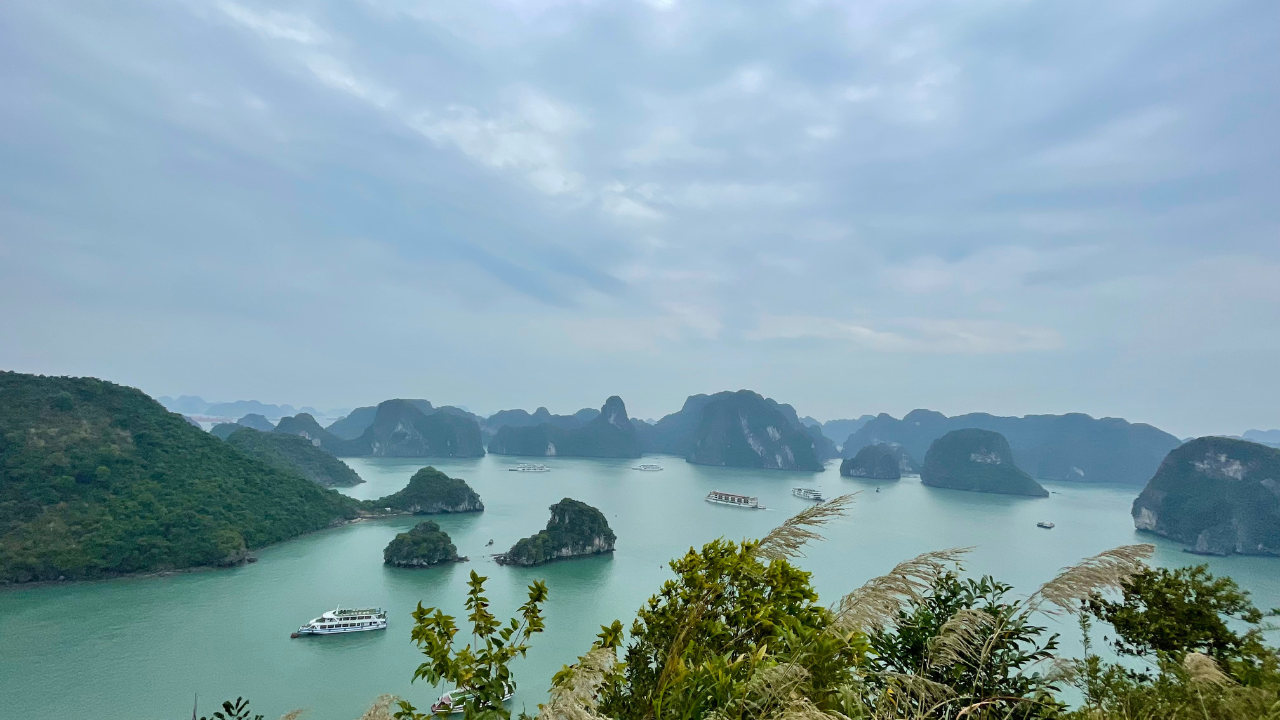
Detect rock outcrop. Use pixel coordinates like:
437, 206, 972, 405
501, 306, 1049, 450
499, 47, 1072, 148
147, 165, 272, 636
1132, 437, 1280, 556
685, 391, 824, 471
225, 427, 364, 487
383, 521, 463, 568
345, 400, 485, 458
842, 410, 1179, 485
236, 413, 275, 432
498, 498, 615, 566
840, 444, 902, 480
372, 467, 484, 515
920, 429, 1048, 497
487, 396, 640, 458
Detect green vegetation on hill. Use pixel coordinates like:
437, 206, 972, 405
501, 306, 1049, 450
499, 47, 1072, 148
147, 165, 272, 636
921, 428, 1049, 497
487, 396, 640, 458
839, 443, 901, 480
0, 372, 358, 584
501, 498, 615, 566
343, 400, 486, 458
383, 521, 461, 567
368, 467, 483, 514
686, 390, 823, 471
224, 428, 363, 488
843, 409, 1180, 485
1132, 436, 1280, 556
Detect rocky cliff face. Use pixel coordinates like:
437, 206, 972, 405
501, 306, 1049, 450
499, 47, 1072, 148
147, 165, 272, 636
336, 400, 486, 458
685, 390, 824, 471
373, 467, 484, 514
842, 410, 1179, 485
1132, 437, 1280, 556
498, 498, 615, 566
487, 396, 640, 458
921, 429, 1048, 497
840, 444, 902, 480
383, 521, 463, 568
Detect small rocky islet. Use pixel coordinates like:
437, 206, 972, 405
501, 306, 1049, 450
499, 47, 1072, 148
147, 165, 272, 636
839, 443, 902, 480
920, 429, 1049, 497
496, 498, 616, 567
383, 521, 464, 568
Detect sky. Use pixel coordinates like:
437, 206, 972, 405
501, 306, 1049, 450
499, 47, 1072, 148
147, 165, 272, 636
1, 0, 1277, 438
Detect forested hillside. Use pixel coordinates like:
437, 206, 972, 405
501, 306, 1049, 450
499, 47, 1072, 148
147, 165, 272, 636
0, 372, 358, 584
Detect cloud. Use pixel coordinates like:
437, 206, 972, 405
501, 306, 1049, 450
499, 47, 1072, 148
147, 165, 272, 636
217, 1, 327, 44
746, 315, 1063, 354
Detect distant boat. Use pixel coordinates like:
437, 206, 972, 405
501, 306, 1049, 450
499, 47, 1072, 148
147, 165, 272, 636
431, 682, 514, 715
633, 463, 664, 471
509, 463, 549, 472
291, 606, 386, 638
1037, 521, 1055, 529
706, 490, 763, 509
791, 487, 824, 502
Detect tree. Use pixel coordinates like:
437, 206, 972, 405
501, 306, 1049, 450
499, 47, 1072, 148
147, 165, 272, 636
396, 570, 548, 720
1084, 564, 1278, 682
864, 573, 1063, 720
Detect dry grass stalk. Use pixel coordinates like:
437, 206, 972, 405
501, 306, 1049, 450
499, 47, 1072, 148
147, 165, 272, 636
754, 494, 858, 561
875, 672, 956, 719
1029, 544, 1153, 615
928, 607, 997, 670
1183, 652, 1233, 686
540, 647, 619, 720
355, 694, 400, 720
279, 711, 306, 720
832, 548, 971, 634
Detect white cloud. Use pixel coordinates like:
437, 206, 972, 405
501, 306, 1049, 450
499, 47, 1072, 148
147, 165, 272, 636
411, 92, 586, 195
305, 55, 395, 107
217, 1, 327, 44
746, 315, 1063, 354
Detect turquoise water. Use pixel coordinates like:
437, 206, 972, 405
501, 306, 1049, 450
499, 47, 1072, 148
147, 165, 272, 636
2, 455, 1277, 720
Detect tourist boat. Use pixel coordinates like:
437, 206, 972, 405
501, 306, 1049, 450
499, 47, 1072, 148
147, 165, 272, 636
509, 463, 550, 472
791, 487, 824, 502
1037, 521, 1055, 529
705, 490, 763, 509
291, 606, 387, 637
633, 463, 664, 471
431, 683, 515, 714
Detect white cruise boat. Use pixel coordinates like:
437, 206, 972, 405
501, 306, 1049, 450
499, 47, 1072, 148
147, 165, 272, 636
791, 487, 824, 502
509, 463, 550, 472
1037, 521, 1055, 529
432, 682, 515, 714
291, 606, 387, 637
633, 463, 664, 471
705, 490, 763, 509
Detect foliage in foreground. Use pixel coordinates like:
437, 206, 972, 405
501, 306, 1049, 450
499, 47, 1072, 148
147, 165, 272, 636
395, 570, 548, 720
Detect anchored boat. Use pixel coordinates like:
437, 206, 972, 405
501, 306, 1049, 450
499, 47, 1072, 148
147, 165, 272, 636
1037, 521, 1055, 529
791, 487, 825, 502
292, 606, 387, 637
509, 463, 550, 472
633, 463, 664, 471
705, 490, 764, 509
431, 683, 515, 714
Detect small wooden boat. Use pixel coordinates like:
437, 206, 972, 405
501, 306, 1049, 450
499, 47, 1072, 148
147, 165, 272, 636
1036, 521, 1055, 529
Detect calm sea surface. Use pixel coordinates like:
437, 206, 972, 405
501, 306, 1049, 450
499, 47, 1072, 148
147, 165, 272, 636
3, 455, 1278, 720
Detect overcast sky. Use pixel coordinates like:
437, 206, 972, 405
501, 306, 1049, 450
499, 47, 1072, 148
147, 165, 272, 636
2, 0, 1277, 436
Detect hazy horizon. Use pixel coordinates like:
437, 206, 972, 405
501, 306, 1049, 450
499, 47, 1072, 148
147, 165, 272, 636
3, 0, 1277, 439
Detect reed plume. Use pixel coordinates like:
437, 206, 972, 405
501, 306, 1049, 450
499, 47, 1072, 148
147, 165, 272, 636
831, 548, 971, 634
355, 695, 399, 720
1183, 652, 1233, 686
1029, 544, 1153, 614
753, 494, 857, 561
540, 647, 619, 720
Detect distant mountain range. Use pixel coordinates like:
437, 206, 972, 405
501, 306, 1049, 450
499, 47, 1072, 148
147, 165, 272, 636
842, 410, 1181, 485
488, 397, 639, 458
1242, 429, 1280, 448
158, 396, 326, 420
